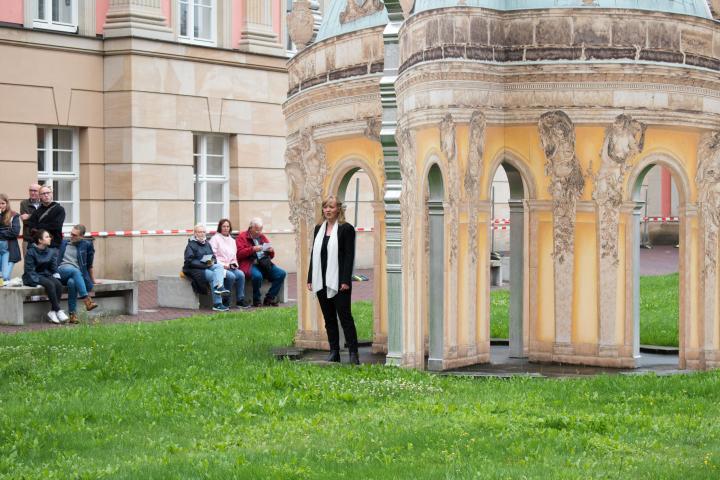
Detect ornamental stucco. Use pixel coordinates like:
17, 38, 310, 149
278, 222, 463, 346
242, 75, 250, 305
697, 131, 720, 275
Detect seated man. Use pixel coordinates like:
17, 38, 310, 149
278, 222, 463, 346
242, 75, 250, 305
183, 224, 231, 312
57, 224, 98, 324
236, 217, 286, 307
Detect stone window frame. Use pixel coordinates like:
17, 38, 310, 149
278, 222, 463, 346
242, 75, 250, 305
193, 133, 229, 229
177, 0, 218, 47
36, 127, 80, 232
30, 0, 79, 33
24, 0, 95, 36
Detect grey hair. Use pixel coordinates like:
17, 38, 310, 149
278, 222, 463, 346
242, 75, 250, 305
193, 223, 207, 232
249, 217, 263, 229
73, 224, 87, 236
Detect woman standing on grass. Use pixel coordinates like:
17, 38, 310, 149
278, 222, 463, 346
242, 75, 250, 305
0, 193, 21, 286
307, 196, 359, 365
23, 229, 67, 324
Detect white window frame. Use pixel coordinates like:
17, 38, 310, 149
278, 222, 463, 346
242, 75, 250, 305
178, 0, 217, 46
33, 0, 78, 33
193, 134, 229, 229
37, 127, 80, 233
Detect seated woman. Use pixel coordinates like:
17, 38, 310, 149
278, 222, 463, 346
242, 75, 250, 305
183, 224, 231, 312
0, 193, 21, 286
58, 224, 98, 324
208, 218, 249, 309
23, 229, 67, 324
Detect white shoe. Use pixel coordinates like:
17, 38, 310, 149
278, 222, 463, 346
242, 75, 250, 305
47, 311, 60, 324
56, 310, 69, 322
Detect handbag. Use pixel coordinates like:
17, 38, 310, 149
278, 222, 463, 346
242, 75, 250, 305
257, 255, 274, 275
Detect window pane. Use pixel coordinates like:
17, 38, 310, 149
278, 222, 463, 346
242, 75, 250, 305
180, 1, 188, 36
193, 134, 200, 155
52, 0, 73, 23
54, 129, 72, 150
53, 180, 73, 202
206, 183, 223, 202
53, 151, 73, 172
206, 204, 223, 225
206, 156, 224, 176
206, 136, 223, 155
38, 0, 46, 19
194, 4, 212, 40
37, 128, 46, 149
37, 150, 45, 172
198, 0, 212, 6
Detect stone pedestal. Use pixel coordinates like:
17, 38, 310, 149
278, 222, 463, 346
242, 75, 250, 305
237, 0, 284, 56
104, 0, 172, 40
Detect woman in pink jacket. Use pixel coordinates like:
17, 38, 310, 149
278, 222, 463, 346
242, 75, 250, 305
209, 219, 248, 309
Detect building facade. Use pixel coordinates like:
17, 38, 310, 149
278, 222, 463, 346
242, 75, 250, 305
285, 0, 720, 370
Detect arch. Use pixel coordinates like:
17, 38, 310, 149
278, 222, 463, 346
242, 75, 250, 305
425, 162, 445, 371
327, 155, 383, 203
420, 151, 449, 202
484, 149, 538, 201
625, 151, 692, 205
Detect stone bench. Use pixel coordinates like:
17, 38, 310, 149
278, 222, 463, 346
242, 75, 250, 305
157, 274, 288, 309
0, 279, 138, 326
490, 259, 503, 286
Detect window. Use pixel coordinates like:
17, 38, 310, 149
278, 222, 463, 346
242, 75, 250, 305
37, 127, 79, 231
34, 0, 78, 33
193, 134, 228, 228
179, 0, 215, 45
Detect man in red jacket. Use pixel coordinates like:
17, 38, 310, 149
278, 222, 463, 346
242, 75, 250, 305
236, 217, 286, 307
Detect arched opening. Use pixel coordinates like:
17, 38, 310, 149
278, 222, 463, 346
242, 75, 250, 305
328, 159, 384, 353
629, 158, 686, 368
426, 163, 445, 371
488, 160, 528, 360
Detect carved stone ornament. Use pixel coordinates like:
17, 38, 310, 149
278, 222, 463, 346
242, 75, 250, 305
288, 1, 315, 49
440, 114, 459, 266
364, 116, 381, 143
697, 131, 720, 273
538, 110, 585, 265
593, 114, 646, 265
396, 125, 417, 279
399, 0, 415, 18
464, 111, 486, 265
340, 0, 385, 25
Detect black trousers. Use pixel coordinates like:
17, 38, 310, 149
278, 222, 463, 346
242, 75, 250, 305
317, 288, 358, 353
38, 276, 63, 311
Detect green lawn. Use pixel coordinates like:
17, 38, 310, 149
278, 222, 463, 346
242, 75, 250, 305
491, 274, 680, 347
1, 305, 719, 479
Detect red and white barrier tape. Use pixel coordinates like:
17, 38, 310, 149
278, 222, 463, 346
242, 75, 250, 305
643, 217, 679, 223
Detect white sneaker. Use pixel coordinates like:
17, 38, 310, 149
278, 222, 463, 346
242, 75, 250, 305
56, 310, 69, 322
47, 311, 60, 324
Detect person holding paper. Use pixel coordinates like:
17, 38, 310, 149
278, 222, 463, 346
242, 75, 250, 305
306, 196, 359, 365
236, 217, 286, 307
183, 224, 231, 312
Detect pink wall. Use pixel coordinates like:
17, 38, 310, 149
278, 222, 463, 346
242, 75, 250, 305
0, 0, 24, 25
96, 0, 109, 35
272, 0, 281, 37
232, 0, 244, 48
161, 0, 171, 26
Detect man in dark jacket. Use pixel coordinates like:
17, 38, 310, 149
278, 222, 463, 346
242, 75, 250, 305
58, 224, 98, 324
183, 224, 231, 312
19, 183, 41, 255
27, 185, 65, 248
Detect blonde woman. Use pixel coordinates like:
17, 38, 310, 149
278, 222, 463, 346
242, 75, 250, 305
0, 193, 21, 285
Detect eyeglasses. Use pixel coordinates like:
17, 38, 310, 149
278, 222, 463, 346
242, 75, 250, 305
40, 192, 52, 196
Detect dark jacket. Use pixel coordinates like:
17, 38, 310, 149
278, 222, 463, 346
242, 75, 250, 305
22, 244, 59, 286
307, 222, 355, 288
236, 230, 275, 278
59, 239, 95, 291
182, 238, 216, 294
19, 198, 40, 240
27, 202, 66, 248
0, 213, 21, 263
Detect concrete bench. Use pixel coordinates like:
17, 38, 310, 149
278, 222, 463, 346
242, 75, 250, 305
0, 279, 138, 326
157, 274, 288, 309
490, 259, 504, 286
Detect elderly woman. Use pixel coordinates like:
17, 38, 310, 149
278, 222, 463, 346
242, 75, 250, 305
209, 218, 248, 309
183, 224, 231, 312
0, 193, 21, 286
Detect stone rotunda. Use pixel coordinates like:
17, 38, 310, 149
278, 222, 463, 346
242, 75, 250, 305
283, 0, 720, 370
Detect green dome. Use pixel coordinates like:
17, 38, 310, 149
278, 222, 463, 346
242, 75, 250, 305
414, 0, 712, 18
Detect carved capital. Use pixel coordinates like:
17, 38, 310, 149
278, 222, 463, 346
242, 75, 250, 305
464, 110, 486, 202
340, 0, 385, 25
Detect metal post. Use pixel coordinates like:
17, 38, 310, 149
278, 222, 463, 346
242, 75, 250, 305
641, 186, 652, 249
491, 186, 495, 253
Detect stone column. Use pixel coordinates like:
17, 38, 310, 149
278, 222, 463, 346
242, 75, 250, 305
508, 199, 526, 358
427, 197, 445, 371
238, 0, 284, 56
104, 0, 172, 40
631, 203, 644, 358
380, 4, 406, 367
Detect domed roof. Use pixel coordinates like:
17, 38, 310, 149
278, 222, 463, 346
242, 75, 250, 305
316, 0, 389, 42
414, 0, 712, 18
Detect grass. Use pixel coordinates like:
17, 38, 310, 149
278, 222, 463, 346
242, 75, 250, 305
491, 274, 680, 347
1, 305, 719, 479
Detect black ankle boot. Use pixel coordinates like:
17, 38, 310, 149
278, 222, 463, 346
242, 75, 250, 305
349, 351, 360, 365
325, 350, 340, 363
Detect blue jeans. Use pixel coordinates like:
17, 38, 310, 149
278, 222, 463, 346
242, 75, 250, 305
250, 264, 286, 303
203, 264, 229, 305
58, 265, 89, 313
0, 240, 14, 281
224, 269, 246, 303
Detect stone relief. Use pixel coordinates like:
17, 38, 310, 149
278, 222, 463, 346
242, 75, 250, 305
593, 114, 647, 264
287, 1, 315, 49
464, 111, 486, 265
697, 131, 720, 273
399, 0, 415, 18
364, 116, 381, 143
340, 0, 385, 25
538, 110, 585, 265
285, 128, 328, 260
396, 125, 417, 280
440, 114, 459, 266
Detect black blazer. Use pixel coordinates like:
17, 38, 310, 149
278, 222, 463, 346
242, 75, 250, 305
307, 222, 355, 288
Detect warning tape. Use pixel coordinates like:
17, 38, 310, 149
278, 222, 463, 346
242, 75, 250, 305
643, 217, 679, 223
